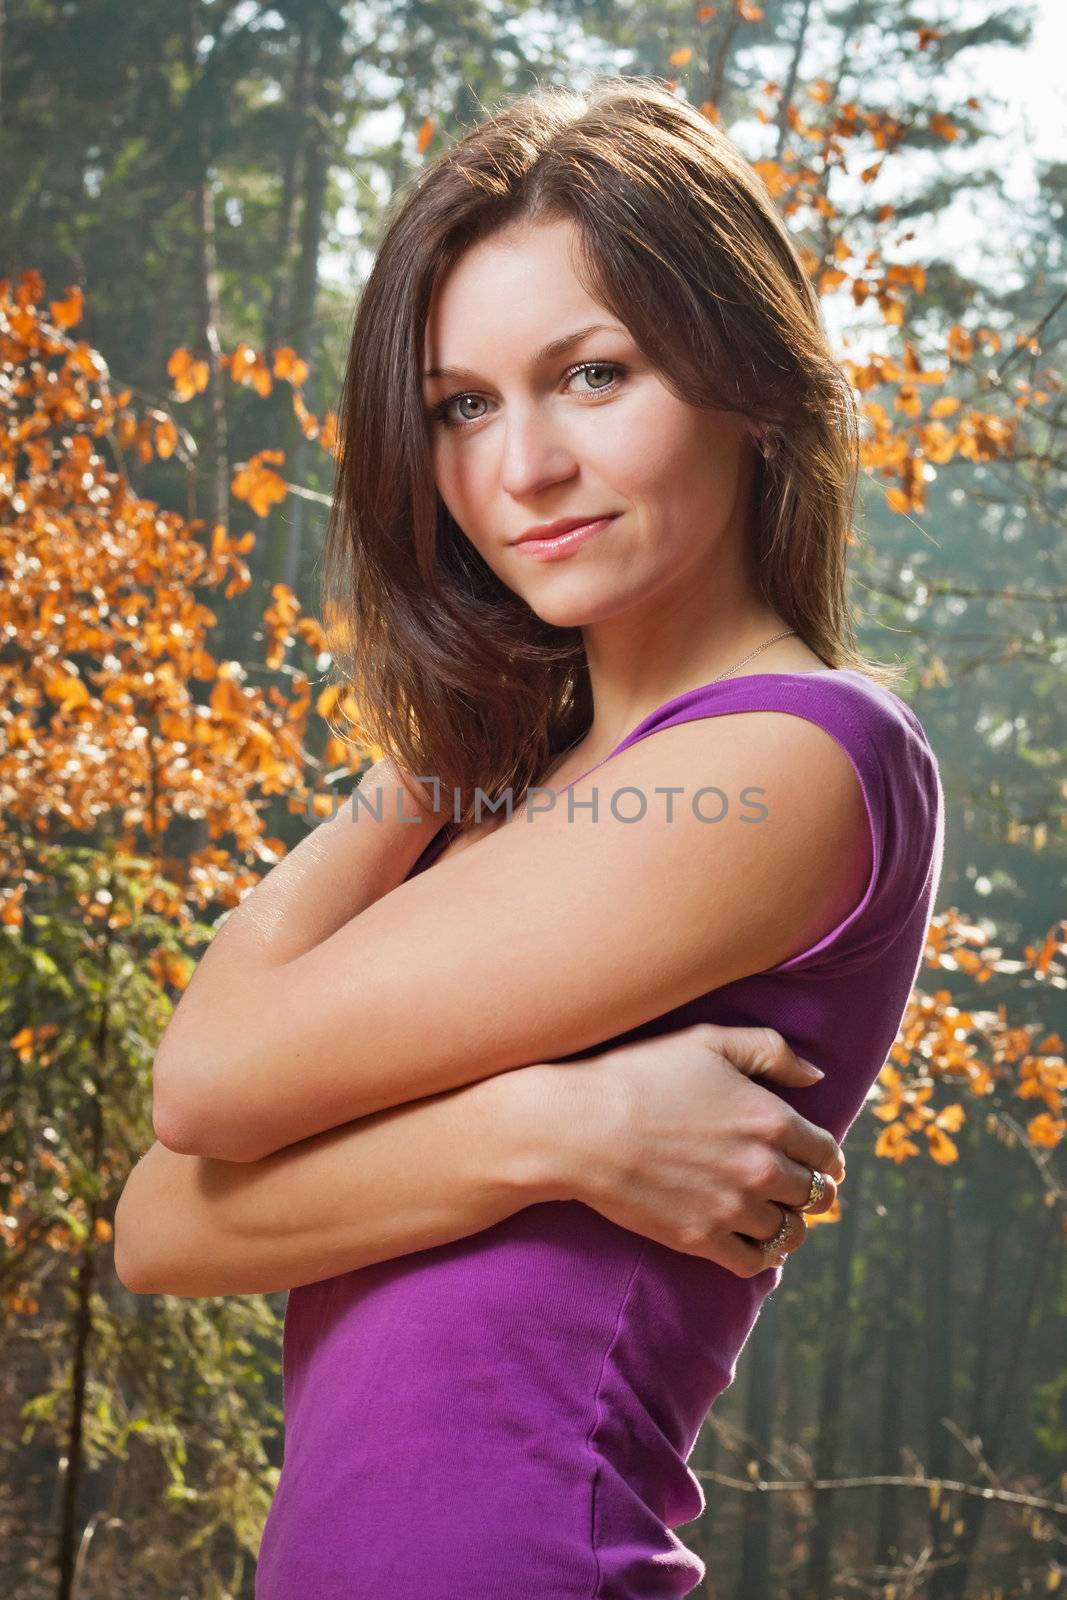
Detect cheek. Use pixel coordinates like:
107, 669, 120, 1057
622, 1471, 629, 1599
431, 460, 498, 566
634, 410, 744, 503
432, 441, 489, 524
601, 397, 708, 490
606, 435, 706, 514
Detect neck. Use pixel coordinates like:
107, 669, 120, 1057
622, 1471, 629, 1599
575, 608, 798, 758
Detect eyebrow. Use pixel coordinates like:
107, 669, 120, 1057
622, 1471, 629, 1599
422, 323, 626, 383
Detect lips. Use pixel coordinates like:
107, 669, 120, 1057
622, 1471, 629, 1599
513, 514, 618, 545
510, 514, 619, 560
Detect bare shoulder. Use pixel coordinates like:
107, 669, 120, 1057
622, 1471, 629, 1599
190, 705, 873, 1155
342, 707, 870, 1057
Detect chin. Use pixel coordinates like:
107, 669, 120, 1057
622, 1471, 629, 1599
520, 582, 638, 631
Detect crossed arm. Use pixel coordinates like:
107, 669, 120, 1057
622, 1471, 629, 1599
149, 713, 870, 1163
116, 760, 615, 1296
114, 1060, 593, 1296
117, 724, 867, 1294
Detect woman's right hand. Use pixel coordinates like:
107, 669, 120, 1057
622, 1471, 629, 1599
544, 1023, 846, 1278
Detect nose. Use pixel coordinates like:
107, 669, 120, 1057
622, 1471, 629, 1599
499, 401, 579, 501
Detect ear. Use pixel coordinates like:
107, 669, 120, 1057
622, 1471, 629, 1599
751, 423, 781, 462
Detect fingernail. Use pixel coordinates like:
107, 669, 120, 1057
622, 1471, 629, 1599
799, 1059, 825, 1079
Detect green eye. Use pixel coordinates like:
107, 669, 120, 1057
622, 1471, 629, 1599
430, 361, 627, 430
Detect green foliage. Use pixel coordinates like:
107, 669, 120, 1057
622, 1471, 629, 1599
1, 837, 283, 1594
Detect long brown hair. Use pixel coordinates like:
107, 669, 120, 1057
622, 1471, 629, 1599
320, 74, 905, 829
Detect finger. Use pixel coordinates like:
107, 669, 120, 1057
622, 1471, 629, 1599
730, 1227, 793, 1275
692, 1025, 847, 1179
700, 1231, 789, 1279
776, 1158, 838, 1213
782, 1111, 846, 1184
744, 1147, 839, 1213
736, 1202, 808, 1255
697, 1023, 828, 1090
663, 1206, 796, 1277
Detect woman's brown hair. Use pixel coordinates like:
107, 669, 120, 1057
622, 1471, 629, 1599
320, 73, 905, 830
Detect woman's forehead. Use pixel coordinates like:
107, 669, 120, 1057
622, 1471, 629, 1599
423, 231, 625, 378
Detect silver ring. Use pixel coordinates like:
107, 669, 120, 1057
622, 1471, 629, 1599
798, 1170, 827, 1213
758, 1203, 794, 1255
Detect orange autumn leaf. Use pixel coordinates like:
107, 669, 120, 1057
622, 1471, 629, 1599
926, 1125, 960, 1165
934, 1102, 966, 1133
316, 682, 346, 719
44, 672, 91, 712
874, 1122, 921, 1162
231, 449, 288, 516
929, 394, 961, 419
928, 111, 958, 142
1027, 1113, 1065, 1149
416, 116, 435, 154
946, 325, 974, 362
15, 267, 45, 305
292, 388, 321, 440
1, 887, 25, 929
669, 47, 693, 66
319, 409, 338, 455
167, 346, 211, 401
146, 945, 195, 990
225, 341, 273, 397
273, 346, 309, 387
49, 285, 84, 330
154, 415, 180, 460
9, 1026, 35, 1061
210, 668, 250, 719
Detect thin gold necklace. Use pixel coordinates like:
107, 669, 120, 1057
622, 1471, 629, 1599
546, 629, 799, 782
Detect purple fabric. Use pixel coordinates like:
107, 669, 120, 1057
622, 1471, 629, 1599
255, 669, 944, 1598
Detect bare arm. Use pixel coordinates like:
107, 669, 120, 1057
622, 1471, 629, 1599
118, 1064, 559, 1297
155, 717, 870, 1162
116, 1027, 843, 1297
151, 755, 442, 1155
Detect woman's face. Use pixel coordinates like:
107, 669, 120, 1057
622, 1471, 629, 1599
422, 215, 756, 631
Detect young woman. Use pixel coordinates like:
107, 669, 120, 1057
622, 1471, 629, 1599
116, 76, 944, 1598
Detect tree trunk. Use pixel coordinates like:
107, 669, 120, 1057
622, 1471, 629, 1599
874, 1171, 912, 1570
811, 0, 870, 275
774, 0, 814, 163
54, 1248, 94, 1600
264, 12, 314, 356
952, 1197, 1061, 1599
274, 0, 347, 594
183, 0, 230, 538
921, 1161, 956, 1600
54, 987, 107, 1600
738, 1288, 780, 1597
706, 6, 743, 113
801, 1144, 868, 1600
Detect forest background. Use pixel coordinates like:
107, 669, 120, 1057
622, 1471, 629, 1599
1, 1, 1065, 1597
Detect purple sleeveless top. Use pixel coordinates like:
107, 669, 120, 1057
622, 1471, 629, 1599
255, 669, 944, 1599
